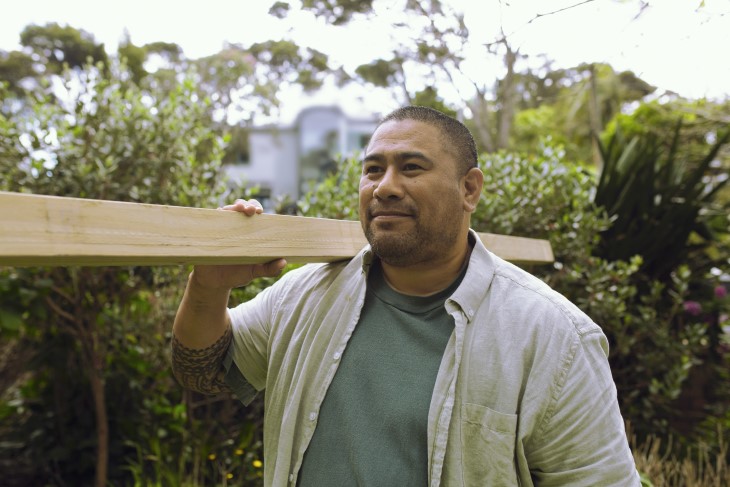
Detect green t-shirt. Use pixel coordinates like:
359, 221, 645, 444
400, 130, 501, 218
297, 260, 464, 486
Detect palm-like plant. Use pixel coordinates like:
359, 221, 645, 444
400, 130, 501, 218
593, 120, 730, 279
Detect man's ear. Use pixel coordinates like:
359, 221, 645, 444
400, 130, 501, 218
462, 167, 484, 213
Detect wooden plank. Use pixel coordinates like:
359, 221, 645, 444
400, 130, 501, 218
0, 191, 554, 266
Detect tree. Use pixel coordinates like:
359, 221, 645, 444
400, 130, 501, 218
19, 22, 108, 74
296, 0, 375, 24
0, 50, 35, 94
117, 30, 148, 85
272, 0, 659, 156
0, 23, 108, 95
355, 56, 410, 103
510, 63, 655, 163
412, 86, 457, 117
3, 22, 334, 129
0, 60, 226, 486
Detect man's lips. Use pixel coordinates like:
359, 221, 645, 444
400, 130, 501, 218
368, 208, 416, 221
372, 211, 411, 217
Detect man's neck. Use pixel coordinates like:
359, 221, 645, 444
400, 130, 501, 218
380, 238, 473, 297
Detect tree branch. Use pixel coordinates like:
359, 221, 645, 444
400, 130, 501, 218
44, 295, 80, 328
526, 0, 600, 25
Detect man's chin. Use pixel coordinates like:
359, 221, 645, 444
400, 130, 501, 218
366, 233, 418, 262
365, 226, 409, 245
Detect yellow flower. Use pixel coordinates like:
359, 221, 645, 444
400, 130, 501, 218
234, 448, 244, 456
252, 459, 263, 469
208, 453, 216, 461
226, 473, 234, 480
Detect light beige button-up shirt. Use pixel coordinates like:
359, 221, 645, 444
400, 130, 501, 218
225, 231, 640, 486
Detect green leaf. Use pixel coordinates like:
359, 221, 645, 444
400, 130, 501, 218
0, 308, 23, 331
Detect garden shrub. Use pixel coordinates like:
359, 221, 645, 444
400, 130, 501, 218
0, 61, 240, 486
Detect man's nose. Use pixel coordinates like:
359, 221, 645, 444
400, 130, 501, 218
374, 166, 404, 200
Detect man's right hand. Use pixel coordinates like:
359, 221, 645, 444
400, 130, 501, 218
190, 199, 287, 291
171, 198, 287, 393
172, 200, 286, 358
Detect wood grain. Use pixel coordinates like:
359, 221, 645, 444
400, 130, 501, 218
0, 191, 554, 266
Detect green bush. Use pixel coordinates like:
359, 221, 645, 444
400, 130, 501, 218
594, 120, 730, 279
0, 60, 232, 486
473, 143, 608, 266
594, 112, 730, 442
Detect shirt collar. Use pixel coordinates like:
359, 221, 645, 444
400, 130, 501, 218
360, 245, 375, 273
447, 229, 497, 322
356, 230, 497, 320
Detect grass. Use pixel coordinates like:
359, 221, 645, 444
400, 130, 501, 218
632, 425, 729, 487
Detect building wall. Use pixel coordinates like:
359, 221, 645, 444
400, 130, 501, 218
224, 129, 297, 207
223, 106, 379, 210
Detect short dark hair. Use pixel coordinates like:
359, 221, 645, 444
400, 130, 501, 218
376, 105, 478, 175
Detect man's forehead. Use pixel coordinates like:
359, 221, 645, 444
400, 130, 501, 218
373, 118, 435, 135
367, 119, 442, 151
363, 120, 463, 175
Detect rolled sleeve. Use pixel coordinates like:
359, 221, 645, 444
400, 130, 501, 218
223, 345, 259, 406
227, 281, 283, 394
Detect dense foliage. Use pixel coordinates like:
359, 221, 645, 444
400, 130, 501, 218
0, 61, 246, 486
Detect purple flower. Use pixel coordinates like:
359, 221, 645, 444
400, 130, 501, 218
715, 285, 728, 299
683, 300, 703, 316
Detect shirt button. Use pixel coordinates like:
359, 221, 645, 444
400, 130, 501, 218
333, 351, 341, 360
289, 473, 294, 482
309, 412, 317, 421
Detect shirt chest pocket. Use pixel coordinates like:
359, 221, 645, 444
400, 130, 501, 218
459, 402, 519, 486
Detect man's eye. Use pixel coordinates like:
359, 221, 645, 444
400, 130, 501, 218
403, 163, 423, 171
364, 165, 382, 174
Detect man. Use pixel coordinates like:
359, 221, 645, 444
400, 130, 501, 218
172, 106, 640, 486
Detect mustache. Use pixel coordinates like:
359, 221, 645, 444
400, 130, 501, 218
367, 203, 418, 218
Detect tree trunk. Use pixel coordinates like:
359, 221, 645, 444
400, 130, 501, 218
470, 95, 495, 153
496, 44, 518, 150
588, 64, 604, 169
88, 341, 109, 487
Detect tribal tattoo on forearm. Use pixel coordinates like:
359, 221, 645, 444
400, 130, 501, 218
171, 325, 233, 395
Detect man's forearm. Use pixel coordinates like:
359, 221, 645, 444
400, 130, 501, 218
171, 270, 233, 394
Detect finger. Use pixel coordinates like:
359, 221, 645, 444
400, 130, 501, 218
238, 200, 264, 216
218, 201, 242, 211
219, 199, 264, 215
250, 258, 287, 280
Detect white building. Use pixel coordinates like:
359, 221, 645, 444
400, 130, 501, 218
224, 105, 380, 210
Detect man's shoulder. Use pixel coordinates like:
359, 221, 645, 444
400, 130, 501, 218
488, 256, 598, 336
489, 257, 556, 300
273, 258, 360, 296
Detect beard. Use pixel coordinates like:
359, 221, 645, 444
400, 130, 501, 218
363, 206, 462, 267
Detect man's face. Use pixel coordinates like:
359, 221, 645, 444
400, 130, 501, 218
359, 119, 468, 267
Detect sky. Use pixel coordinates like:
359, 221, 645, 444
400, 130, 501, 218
1, 0, 728, 123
